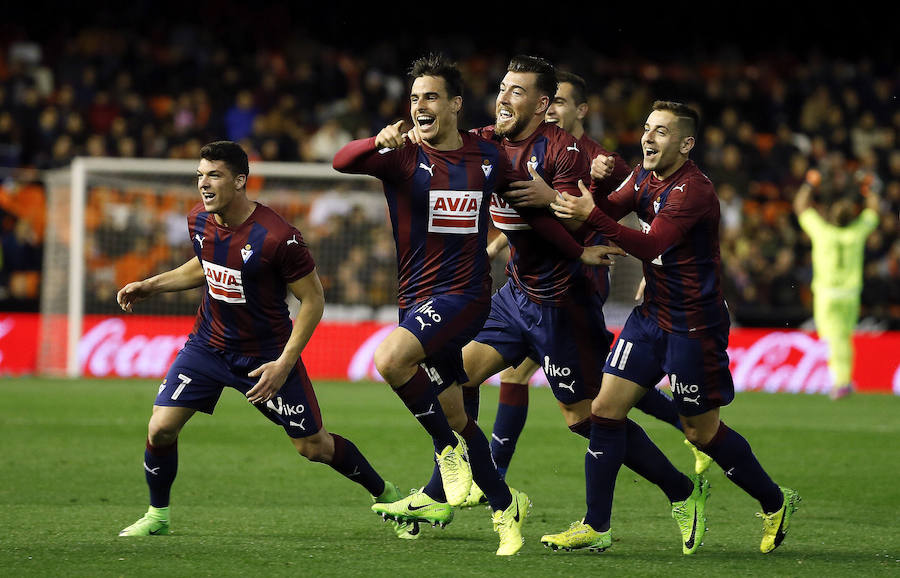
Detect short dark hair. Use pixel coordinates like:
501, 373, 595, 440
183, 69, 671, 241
200, 141, 249, 179
652, 100, 700, 138
556, 71, 587, 105
507, 55, 557, 98
409, 53, 463, 98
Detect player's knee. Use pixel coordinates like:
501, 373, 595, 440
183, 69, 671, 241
681, 422, 715, 447
147, 421, 179, 447
590, 396, 612, 418
294, 437, 330, 463
373, 343, 413, 384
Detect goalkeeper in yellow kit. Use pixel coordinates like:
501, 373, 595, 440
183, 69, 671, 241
794, 170, 880, 399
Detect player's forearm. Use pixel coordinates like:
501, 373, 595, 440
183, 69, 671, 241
590, 190, 630, 222
519, 208, 584, 259
486, 233, 509, 260
590, 176, 618, 200
332, 137, 378, 173
144, 259, 205, 295
585, 208, 678, 261
279, 293, 325, 365
793, 183, 813, 214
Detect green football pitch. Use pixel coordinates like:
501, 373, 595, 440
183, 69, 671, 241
1, 378, 898, 576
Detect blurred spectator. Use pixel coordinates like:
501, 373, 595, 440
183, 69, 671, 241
0, 17, 894, 331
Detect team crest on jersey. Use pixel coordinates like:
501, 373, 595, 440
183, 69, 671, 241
653, 196, 662, 213
489, 193, 530, 231
428, 190, 481, 234
240, 244, 253, 263
526, 155, 539, 172
202, 260, 246, 303
481, 159, 493, 178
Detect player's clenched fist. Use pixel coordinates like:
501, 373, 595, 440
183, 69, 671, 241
591, 154, 616, 181
375, 120, 408, 150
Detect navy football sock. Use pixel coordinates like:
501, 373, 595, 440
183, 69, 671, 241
700, 421, 783, 513
622, 419, 693, 502
393, 367, 457, 451
568, 417, 590, 439
422, 461, 446, 502
462, 386, 480, 421
462, 417, 512, 511
635, 387, 683, 431
328, 433, 384, 497
145, 439, 178, 508
583, 416, 626, 532
489, 382, 529, 479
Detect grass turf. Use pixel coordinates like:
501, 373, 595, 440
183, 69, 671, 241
1, 378, 898, 576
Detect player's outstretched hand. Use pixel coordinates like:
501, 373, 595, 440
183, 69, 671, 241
246, 359, 291, 405
580, 244, 626, 266
506, 164, 558, 207
591, 154, 616, 181
375, 120, 408, 150
551, 180, 597, 221
117, 281, 150, 312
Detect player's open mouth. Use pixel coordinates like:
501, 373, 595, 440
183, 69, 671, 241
202, 192, 216, 201
545, 117, 559, 123
497, 108, 513, 121
417, 115, 435, 129
644, 148, 658, 158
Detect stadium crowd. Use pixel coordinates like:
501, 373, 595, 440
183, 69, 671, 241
0, 24, 898, 328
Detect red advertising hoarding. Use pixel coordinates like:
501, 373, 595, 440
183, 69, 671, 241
1, 312, 898, 395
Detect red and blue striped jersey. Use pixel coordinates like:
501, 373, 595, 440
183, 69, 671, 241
473, 121, 592, 305
588, 160, 729, 334
578, 133, 631, 302
187, 202, 315, 357
333, 131, 504, 308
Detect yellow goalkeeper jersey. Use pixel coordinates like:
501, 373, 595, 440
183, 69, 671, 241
798, 207, 879, 294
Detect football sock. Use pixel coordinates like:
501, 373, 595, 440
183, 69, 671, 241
144, 439, 178, 508
328, 433, 384, 496
583, 416, 626, 532
622, 419, 693, 502
422, 461, 447, 502
635, 387, 683, 431
568, 417, 591, 438
489, 382, 529, 480
700, 421, 783, 513
394, 367, 458, 451
461, 416, 512, 511
462, 386, 480, 421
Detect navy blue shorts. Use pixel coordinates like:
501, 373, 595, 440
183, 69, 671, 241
603, 310, 735, 417
473, 280, 613, 405
399, 291, 491, 393
155, 340, 323, 438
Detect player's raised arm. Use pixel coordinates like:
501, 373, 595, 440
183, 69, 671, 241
116, 257, 205, 312
333, 121, 411, 179
246, 269, 325, 405
792, 169, 818, 215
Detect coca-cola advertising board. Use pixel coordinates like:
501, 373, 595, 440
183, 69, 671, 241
2, 312, 899, 395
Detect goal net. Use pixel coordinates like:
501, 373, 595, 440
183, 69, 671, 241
39, 157, 643, 377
